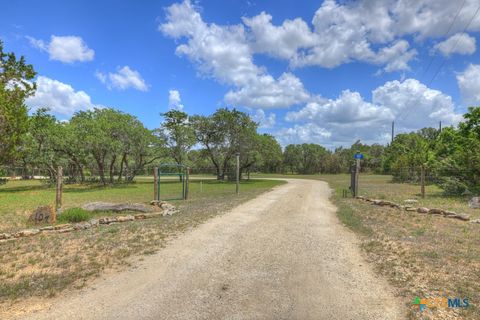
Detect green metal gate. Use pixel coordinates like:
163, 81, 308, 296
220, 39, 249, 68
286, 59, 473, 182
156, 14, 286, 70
156, 164, 189, 201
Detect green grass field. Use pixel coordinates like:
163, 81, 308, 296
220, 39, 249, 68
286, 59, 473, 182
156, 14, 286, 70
0, 177, 273, 232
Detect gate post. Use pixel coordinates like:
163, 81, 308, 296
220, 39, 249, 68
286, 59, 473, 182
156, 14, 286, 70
153, 167, 159, 201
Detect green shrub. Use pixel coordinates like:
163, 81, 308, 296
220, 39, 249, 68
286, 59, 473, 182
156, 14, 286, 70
439, 177, 469, 196
57, 208, 92, 223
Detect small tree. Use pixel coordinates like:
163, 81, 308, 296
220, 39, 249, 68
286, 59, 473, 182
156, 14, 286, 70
0, 40, 36, 164
160, 110, 195, 166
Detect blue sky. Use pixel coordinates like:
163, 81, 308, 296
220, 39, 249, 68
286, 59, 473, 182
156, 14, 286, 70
1, 0, 480, 148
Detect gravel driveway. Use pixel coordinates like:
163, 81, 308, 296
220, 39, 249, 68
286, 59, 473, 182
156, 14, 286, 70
25, 179, 403, 320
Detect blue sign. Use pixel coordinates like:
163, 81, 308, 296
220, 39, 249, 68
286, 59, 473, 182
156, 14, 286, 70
354, 153, 364, 159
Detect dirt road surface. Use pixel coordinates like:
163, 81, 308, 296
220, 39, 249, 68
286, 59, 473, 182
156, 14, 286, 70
25, 179, 403, 320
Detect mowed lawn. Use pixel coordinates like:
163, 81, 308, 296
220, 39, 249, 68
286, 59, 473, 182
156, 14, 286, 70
256, 173, 480, 320
0, 176, 273, 232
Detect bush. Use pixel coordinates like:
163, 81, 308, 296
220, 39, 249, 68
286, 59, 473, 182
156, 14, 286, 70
57, 208, 92, 223
439, 177, 470, 196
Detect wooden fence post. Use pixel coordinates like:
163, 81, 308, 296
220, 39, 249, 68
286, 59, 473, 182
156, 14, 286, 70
56, 166, 63, 210
153, 167, 159, 201
420, 165, 425, 199
185, 167, 190, 200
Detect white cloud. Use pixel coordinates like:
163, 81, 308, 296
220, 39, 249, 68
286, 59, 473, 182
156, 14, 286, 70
242, 0, 480, 71
457, 64, 480, 106
96, 66, 148, 91
281, 78, 463, 146
159, 0, 310, 109
276, 123, 331, 146
168, 89, 184, 110
27, 35, 94, 63
26, 76, 99, 116
253, 109, 276, 128
434, 33, 476, 57
244, 1, 417, 72
372, 79, 462, 128
224, 73, 310, 109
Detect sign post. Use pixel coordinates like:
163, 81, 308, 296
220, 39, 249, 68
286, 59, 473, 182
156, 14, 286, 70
354, 153, 363, 197
236, 153, 240, 195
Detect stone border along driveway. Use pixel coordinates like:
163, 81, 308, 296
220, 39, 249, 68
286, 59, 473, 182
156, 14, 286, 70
0, 201, 178, 242
356, 196, 480, 223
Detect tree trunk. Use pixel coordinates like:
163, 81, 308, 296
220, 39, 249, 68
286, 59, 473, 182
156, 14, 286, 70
95, 154, 106, 186
109, 155, 117, 184
117, 153, 127, 182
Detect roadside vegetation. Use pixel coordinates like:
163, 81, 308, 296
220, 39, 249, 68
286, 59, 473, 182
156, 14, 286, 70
0, 179, 283, 316
257, 173, 479, 320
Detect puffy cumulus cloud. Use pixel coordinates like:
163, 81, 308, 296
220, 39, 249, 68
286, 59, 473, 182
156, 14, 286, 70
27, 35, 94, 63
276, 123, 331, 146
159, 0, 310, 109
280, 79, 463, 146
433, 33, 476, 57
96, 66, 148, 91
244, 1, 416, 71
286, 90, 393, 125
224, 73, 310, 109
372, 79, 463, 128
168, 89, 184, 110
26, 76, 99, 116
243, 0, 480, 71
252, 109, 276, 129
457, 64, 480, 106
242, 12, 316, 60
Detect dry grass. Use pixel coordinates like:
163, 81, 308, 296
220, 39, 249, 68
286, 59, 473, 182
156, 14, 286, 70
0, 179, 284, 317
256, 174, 480, 319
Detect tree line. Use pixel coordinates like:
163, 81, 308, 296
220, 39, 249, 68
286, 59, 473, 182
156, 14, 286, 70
1, 40, 479, 194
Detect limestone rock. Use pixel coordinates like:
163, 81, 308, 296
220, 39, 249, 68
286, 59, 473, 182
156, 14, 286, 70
470, 219, 480, 224
0, 233, 12, 240
99, 217, 118, 224
29, 205, 55, 224
117, 215, 134, 223
88, 219, 99, 227
405, 207, 417, 212
417, 207, 429, 213
55, 227, 75, 233
468, 197, 480, 209
443, 211, 457, 217
82, 202, 154, 213
428, 208, 444, 215
40, 226, 54, 231
404, 199, 418, 204
452, 213, 470, 221
14, 229, 40, 238
54, 224, 72, 230
73, 223, 91, 230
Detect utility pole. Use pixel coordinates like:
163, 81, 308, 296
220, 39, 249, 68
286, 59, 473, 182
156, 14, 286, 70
439, 121, 442, 133
236, 152, 240, 195
391, 121, 395, 143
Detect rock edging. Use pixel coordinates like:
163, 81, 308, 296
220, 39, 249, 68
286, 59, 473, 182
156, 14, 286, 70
0, 201, 179, 242
355, 196, 476, 223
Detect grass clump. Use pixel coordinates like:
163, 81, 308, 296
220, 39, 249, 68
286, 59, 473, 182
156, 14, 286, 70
57, 208, 92, 223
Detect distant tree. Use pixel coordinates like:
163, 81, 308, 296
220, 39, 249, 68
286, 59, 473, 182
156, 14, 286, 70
160, 110, 196, 166
191, 108, 257, 180
0, 40, 36, 164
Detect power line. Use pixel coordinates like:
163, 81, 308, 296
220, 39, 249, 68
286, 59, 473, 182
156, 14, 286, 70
421, 0, 467, 80
391, 2, 480, 141
429, 3, 480, 85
